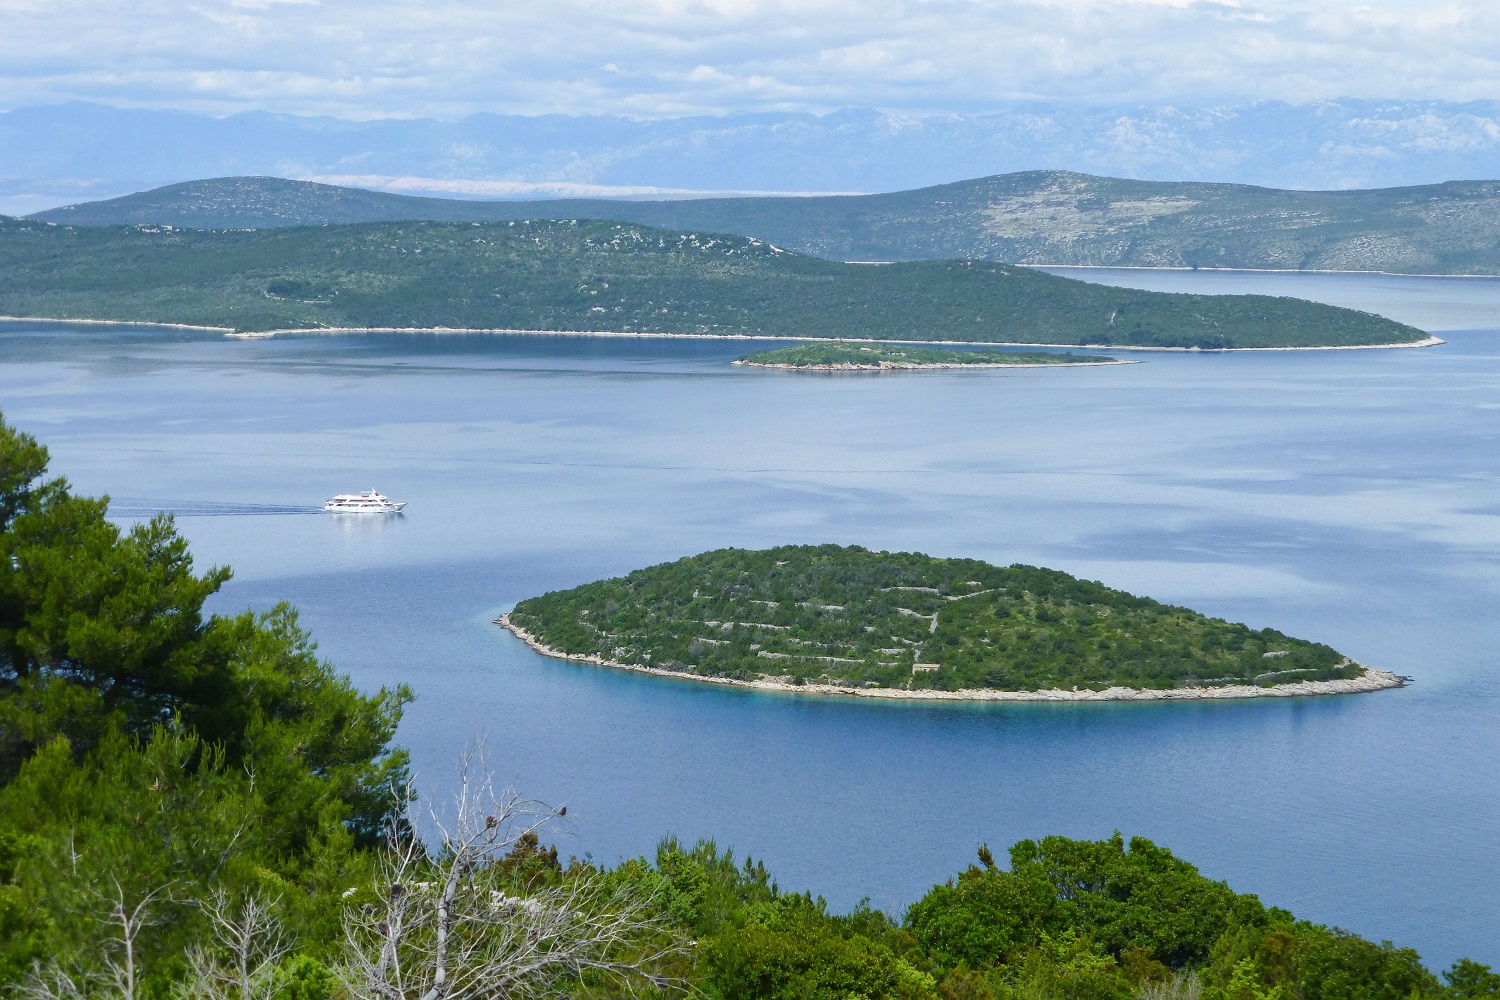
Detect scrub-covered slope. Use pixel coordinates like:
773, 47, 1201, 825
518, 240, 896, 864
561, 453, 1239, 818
0, 216, 1427, 347
33, 172, 1500, 275
505, 545, 1384, 695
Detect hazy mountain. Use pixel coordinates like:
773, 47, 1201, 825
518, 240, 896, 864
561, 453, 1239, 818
4, 99, 1500, 215
32, 173, 1500, 275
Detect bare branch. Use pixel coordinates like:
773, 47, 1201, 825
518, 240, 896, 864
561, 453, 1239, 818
18, 963, 95, 1000
22, 882, 176, 1000
338, 743, 690, 1000
178, 891, 293, 1000
1137, 971, 1203, 1000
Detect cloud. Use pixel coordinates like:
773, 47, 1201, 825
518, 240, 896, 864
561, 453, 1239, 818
1, 0, 1499, 118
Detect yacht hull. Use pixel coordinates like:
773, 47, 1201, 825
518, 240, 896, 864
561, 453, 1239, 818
323, 490, 407, 513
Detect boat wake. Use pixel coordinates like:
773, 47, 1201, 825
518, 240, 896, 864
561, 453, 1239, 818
108, 499, 324, 517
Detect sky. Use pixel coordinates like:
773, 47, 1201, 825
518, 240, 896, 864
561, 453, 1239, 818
2, 0, 1499, 119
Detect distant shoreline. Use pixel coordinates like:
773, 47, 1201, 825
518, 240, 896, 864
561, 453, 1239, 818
0, 314, 235, 332
1027, 264, 1500, 280
0, 315, 1444, 352
232, 327, 1444, 352
732, 358, 1136, 370
495, 613, 1407, 703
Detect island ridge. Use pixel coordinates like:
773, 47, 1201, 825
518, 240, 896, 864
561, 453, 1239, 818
500, 544, 1404, 701
34, 172, 1500, 276
0, 216, 1432, 348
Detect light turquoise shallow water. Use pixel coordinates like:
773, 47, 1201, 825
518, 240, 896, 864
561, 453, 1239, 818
1, 271, 1498, 967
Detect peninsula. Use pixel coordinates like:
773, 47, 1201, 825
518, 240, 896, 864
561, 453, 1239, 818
735, 342, 1123, 369
0, 216, 1430, 348
499, 545, 1404, 701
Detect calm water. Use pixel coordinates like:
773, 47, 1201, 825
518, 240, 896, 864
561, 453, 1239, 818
1041, 267, 1500, 332
1, 272, 1498, 967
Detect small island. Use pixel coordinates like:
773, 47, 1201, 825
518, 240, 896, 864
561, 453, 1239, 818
499, 545, 1404, 701
735, 342, 1122, 370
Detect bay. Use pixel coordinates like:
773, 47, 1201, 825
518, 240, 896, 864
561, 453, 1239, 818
1, 280, 1497, 968
1039, 266, 1500, 332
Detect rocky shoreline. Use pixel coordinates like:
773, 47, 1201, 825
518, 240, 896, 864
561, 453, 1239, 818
0, 316, 1441, 351
495, 614, 1407, 703
236, 327, 1441, 352
732, 358, 1133, 371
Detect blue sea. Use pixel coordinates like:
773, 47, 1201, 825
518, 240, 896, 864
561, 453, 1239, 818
2, 269, 1498, 967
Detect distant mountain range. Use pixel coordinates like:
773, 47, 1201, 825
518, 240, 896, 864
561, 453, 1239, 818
31, 173, 1500, 275
4, 99, 1500, 216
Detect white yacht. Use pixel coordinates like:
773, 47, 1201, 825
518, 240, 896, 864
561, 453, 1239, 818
323, 490, 407, 514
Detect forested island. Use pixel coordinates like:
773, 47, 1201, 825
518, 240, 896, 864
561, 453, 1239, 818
0, 215, 1433, 348
0, 415, 1485, 999
736, 342, 1122, 369
501, 545, 1402, 700
35, 172, 1500, 276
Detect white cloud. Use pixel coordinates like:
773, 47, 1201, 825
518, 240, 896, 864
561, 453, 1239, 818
1, 0, 1498, 117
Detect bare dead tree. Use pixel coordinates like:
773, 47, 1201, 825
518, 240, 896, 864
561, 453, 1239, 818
1137, 971, 1203, 1000
17, 965, 92, 1000
338, 745, 690, 1000
178, 891, 293, 1000
21, 881, 173, 1000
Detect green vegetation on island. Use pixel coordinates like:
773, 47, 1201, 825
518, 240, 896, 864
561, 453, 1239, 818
506, 544, 1367, 693
737, 342, 1117, 368
34, 172, 1500, 275
0, 215, 1428, 348
0, 415, 1490, 999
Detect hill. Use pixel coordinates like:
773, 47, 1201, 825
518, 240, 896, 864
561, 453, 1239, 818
31, 172, 1500, 275
501, 545, 1401, 698
0, 216, 1428, 347
31, 176, 522, 230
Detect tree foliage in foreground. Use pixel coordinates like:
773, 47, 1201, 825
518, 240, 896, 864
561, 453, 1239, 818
0, 215, 1429, 347
508, 545, 1360, 692
640, 831, 1491, 1000
1, 413, 1493, 1000
0, 411, 410, 986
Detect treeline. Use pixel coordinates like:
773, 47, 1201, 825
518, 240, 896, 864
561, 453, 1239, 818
508, 545, 1358, 692
639, 833, 1500, 1000
0, 215, 1428, 348
1, 414, 1494, 1000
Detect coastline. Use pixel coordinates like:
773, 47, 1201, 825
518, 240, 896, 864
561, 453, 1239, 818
237, 326, 1444, 352
243, 328, 1440, 352
732, 358, 1137, 371
1028, 264, 1500, 280
0, 315, 1443, 352
495, 614, 1407, 703
0, 314, 235, 332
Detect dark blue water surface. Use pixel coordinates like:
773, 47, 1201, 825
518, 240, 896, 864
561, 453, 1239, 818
2, 272, 1498, 968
